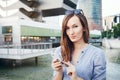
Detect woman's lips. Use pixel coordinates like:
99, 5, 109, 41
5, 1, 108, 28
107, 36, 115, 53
70, 36, 76, 39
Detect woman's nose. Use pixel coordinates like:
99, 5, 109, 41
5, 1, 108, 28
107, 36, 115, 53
69, 28, 74, 35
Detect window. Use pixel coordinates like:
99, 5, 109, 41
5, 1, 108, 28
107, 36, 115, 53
2, 26, 12, 34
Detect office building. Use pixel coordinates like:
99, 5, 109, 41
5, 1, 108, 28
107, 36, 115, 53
77, 0, 102, 30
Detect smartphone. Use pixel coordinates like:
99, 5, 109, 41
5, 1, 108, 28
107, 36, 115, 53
51, 52, 69, 67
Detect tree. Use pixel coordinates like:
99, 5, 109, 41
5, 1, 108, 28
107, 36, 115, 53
102, 23, 120, 39
117, 23, 120, 38
112, 25, 119, 38
101, 31, 107, 38
107, 29, 112, 39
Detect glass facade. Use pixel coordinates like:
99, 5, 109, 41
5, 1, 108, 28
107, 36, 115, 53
4, 35, 12, 43
20, 25, 61, 44
0, 25, 61, 45
2, 26, 13, 44
91, 0, 102, 25
2, 26, 12, 34
77, 0, 102, 30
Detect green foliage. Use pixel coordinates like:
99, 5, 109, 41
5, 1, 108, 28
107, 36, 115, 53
101, 31, 107, 38
112, 26, 118, 38
107, 29, 112, 39
102, 23, 120, 39
117, 23, 120, 37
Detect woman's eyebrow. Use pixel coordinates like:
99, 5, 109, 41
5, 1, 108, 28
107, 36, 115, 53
71, 24, 77, 27
66, 23, 77, 28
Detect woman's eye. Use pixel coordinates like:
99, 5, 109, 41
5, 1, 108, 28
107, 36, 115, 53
73, 25, 78, 28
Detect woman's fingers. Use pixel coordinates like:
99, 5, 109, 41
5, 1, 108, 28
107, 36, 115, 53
68, 72, 72, 76
53, 58, 60, 63
55, 65, 62, 71
51, 58, 63, 71
62, 61, 71, 67
54, 62, 62, 68
62, 61, 76, 76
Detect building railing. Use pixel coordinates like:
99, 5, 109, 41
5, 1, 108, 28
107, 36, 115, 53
0, 42, 52, 49
0, 42, 52, 55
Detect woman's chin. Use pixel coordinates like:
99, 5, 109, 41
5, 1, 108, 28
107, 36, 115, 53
70, 39, 78, 43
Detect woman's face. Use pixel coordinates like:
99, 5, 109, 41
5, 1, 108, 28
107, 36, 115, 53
66, 15, 84, 43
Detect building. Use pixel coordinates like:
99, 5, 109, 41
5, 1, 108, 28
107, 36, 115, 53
77, 0, 102, 30
0, 0, 78, 21
0, 17, 61, 46
0, 0, 78, 47
103, 14, 120, 30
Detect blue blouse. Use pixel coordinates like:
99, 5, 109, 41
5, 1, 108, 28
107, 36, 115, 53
53, 44, 106, 80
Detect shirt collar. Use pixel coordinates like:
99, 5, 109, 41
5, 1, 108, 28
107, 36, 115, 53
81, 44, 90, 54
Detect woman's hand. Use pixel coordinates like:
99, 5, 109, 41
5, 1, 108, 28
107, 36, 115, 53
63, 61, 76, 78
51, 58, 63, 73
63, 61, 83, 80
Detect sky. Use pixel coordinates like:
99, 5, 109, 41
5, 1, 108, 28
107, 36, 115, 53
102, 0, 120, 17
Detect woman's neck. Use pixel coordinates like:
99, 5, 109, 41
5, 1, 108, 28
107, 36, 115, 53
73, 40, 87, 50
72, 41, 87, 65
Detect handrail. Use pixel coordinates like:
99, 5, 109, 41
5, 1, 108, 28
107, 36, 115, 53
0, 42, 52, 49
0, 42, 53, 57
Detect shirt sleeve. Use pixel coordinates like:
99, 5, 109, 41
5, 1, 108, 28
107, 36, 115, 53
92, 50, 106, 80
52, 46, 62, 61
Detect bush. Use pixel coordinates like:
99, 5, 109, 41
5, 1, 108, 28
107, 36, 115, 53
102, 23, 120, 39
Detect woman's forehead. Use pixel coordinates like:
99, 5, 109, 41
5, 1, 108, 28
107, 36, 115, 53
66, 16, 81, 26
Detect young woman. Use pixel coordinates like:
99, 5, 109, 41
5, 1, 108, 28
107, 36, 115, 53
51, 9, 106, 80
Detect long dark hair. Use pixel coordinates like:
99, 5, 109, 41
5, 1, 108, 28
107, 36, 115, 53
61, 11, 89, 62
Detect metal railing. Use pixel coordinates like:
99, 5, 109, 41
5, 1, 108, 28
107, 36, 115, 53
0, 42, 52, 55
0, 42, 52, 48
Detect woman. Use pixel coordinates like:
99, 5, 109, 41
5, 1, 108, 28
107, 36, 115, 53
51, 9, 106, 80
